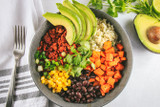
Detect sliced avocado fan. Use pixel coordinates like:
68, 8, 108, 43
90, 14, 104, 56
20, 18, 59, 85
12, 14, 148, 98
63, 0, 86, 42
56, 3, 82, 43
43, 12, 76, 45
72, 0, 97, 36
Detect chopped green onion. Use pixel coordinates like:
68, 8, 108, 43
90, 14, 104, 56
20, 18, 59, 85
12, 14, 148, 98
61, 52, 66, 57
43, 72, 48, 76
39, 61, 44, 65
35, 59, 39, 64
34, 51, 40, 59
54, 62, 59, 66
47, 75, 51, 79
45, 61, 50, 67
37, 65, 43, 72
50, 65, 56, 70
57, 56, 62, 60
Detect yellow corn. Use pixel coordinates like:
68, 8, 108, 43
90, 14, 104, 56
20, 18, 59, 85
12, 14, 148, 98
48, 84, 52, 89
41, 79, 45, 84
41, 69, 71, 93
63, 87, 68, 91
41, 76, 45, 81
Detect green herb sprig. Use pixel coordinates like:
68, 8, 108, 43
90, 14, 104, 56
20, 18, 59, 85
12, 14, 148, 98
88, 0, 160, 20
62, 41, 94, 77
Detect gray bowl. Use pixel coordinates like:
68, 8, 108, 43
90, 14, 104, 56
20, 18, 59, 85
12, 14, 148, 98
29, 9, 133, 107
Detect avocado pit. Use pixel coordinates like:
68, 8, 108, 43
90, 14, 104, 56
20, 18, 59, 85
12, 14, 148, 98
147, 26, 160, 44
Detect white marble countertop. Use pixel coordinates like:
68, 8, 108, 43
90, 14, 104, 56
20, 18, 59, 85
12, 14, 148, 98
42, 0, 160, 107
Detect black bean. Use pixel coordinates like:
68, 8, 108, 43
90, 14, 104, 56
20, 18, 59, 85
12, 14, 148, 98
80, 101, 83, 103
60, 92, 65, 97
93, 94, 97, 98
76, 82, 82, 87
82, 80, 88, 86
92, 90, 96, 94
76, 98, 80, 103
73, 79, 77, 83
71, 97, 74, 101
96, 91, 101, 96
94, 85, 100, 90
90, 75, 96, 78
88, 86, 93, 92
82, 97, 86, 101
76, 92, 82, 98
82, 86, 87, 93
71, 91, 75, 96
64, 97, 70, 102
90, 93, 94, 97
85, 70, 90, 73
86, 76, 90, 80
72, 84, 76, 89
76, 87, 81, 91
66, 90, 70, 94
87, 98, 93, 103
69, 92, 72, 96
80, 75, 86, 80
86, 94, 91, 99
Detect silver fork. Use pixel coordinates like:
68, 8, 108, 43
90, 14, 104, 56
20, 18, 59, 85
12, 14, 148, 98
6, 26, 25, 107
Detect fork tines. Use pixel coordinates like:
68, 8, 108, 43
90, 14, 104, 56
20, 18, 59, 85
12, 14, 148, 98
14, 25, 25, 50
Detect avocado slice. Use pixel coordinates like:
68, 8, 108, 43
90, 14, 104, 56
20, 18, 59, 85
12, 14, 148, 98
134, 14, 160, 53
43, 12, 76, 45
72, 0, 97, 36
63, 0, 86, 42
56, 3, 82, 42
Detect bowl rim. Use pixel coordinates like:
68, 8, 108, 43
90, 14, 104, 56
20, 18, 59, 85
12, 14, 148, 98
28, 8, 133, 107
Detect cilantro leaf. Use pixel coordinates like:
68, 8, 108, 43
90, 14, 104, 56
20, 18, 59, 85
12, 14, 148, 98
71, 46, 77, 54
66, 54, 73, 64
73, 54, 81, 65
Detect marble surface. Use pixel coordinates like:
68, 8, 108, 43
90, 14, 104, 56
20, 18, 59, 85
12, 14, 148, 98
42, 0, 160, 107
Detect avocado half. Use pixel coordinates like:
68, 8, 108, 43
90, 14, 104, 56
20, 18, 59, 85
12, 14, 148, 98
134, 14, 160, 53
43, 12, 76, 45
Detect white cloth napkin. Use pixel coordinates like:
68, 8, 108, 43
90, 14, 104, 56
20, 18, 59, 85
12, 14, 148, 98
0, 0, 49, 107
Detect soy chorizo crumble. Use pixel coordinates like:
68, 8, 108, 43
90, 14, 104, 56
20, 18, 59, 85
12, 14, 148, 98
37, 25, 77, 64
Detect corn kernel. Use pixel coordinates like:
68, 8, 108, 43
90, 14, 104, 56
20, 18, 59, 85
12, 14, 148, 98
63, 87, 68, 91
64, 73, 69, 78
52, 89, 56, 93
59, 72, 63, 77
41, 76, 45, 80
48, 80, 54, 86
68, 79, 71, 84
52, 83, 56, 88
48, 84, 52, 89
44, 80, 48, 85
41, 79, 45, 84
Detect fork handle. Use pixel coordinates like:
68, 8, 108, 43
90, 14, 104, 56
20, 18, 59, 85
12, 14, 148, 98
6, 59, 19, 107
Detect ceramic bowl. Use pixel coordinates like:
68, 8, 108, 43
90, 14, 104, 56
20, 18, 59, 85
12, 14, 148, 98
29, 8, 133, 107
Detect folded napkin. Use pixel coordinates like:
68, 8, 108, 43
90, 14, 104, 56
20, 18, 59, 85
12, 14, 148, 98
0, 0, 50, 107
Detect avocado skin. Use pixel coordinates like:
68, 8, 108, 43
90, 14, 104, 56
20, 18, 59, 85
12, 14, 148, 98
43, 12, 76, 45
134, 14, 160, 53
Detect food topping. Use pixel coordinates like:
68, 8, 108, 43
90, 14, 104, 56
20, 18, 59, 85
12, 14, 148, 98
58, 70, 101, 103
90, 18, 117, 51
88, 41, 126, 96
41, 70, 71, 93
